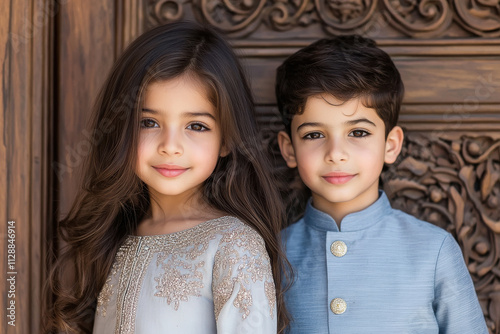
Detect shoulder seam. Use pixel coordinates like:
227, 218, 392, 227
433, 233, 451, 301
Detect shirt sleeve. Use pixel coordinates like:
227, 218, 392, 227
212, 224, 277, 334
433, 233, 488, 334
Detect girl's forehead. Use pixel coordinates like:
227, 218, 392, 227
141, 75, 222, 121
146, 73, 208, 93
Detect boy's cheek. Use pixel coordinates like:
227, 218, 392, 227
296, 159, 316, 181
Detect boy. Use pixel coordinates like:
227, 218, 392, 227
276, 35, 487, 333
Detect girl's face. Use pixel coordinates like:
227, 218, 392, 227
136, 75, 224, 201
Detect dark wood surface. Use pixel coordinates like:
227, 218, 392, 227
2, 0, 499, 332
1, 1, 53, 333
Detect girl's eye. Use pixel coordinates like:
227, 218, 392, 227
140, 119, 159, 128
350, 129, 370, 137
303, 132, 324, 140
187, 123, 209, 131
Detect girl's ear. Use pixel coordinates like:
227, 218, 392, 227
278, 131, 297, 168
384, 126, 404, 164
219, 144, 230, 157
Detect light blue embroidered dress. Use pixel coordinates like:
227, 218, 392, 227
93, 216, 276, 334
282, 191, 488, 333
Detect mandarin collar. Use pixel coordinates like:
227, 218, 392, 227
303, 191, 391, 232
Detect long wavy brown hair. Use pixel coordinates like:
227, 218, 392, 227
44, 21, 291, 333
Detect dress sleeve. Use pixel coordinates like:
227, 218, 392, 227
212, 223, 277, 334
433, 233, 488, 334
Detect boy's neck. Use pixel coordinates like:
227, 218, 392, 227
310, 187, 380, 230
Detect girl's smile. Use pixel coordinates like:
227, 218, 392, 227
135, 75, 224, 201
153, 164, 189, 177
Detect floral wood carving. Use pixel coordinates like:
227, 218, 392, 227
316, 0, 378, 34
265, 0, 316, 31
453, 0, 500, 37
382, 0, 453, 38
381, 133, 500, 333
146, 0, 500, 37
147, 0, 187, 26
197, 0, 267, 34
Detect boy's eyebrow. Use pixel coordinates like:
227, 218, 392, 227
296, 122, 323, 131
345, 118, 377, 127
141, 108, 216, 121
296, 118, 376, 131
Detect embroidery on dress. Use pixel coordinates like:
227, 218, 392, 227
212, 223, 275, 320
153, 226, 220, 309
234, 285, 252, 318
96, 248, 124, 317
265, 281, 276, 318
154, 255, 205, 309
95, 217, 275, 334
96, 276, 114, 317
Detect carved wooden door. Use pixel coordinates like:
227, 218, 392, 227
2, 0, 499, 333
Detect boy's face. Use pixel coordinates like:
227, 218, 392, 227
278, 95, 403, 221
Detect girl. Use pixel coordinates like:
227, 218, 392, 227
45, 21, 289, 333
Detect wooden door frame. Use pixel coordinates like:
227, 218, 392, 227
2, 0, 499, 332
1, 0, 54, 333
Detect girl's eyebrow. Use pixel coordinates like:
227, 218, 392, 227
141, 108, 216, 121
183, 112, 216, 121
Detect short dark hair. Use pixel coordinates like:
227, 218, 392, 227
275, 35, 404, 136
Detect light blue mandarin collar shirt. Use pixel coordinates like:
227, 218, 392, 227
282, 191, 488, 334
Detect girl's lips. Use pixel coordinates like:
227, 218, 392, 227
322, 173, 356, 185
153, 165, 188, 177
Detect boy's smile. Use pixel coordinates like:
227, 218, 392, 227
278, 94, 403, 226
322, 171, 356, 185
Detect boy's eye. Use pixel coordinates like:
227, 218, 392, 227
140, 119, 159, 128
303, 132, 324, 140
187, 123, 209, 131
350, 129, 370, 137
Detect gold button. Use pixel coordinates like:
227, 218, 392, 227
330, 298, 347, 314
331, 241, 347, 257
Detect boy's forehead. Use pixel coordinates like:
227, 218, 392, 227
292, 94, 383, 126
306, 94, 362, 115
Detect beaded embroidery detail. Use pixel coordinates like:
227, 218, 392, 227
212, 223, 275, 320
96, 216, 275, 333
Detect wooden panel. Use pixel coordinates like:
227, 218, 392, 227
0, 0, 52, 333
56, 0, 116, 219
32, 0, 500, 333
242, 55, 500, 105
146, 0, 500, 39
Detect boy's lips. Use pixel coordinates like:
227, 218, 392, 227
153, 164, 188, 177
322, 172, 356, 185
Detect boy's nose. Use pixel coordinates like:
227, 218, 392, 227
326, 138, 348, 163
158, 129, 183, 156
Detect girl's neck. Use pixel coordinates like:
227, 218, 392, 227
136, 188, 226, 236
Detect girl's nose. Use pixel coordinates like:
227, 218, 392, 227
158, 129, 183, 156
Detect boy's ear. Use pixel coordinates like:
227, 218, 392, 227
278, 131, 297, 168
384, 126, 404, 164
